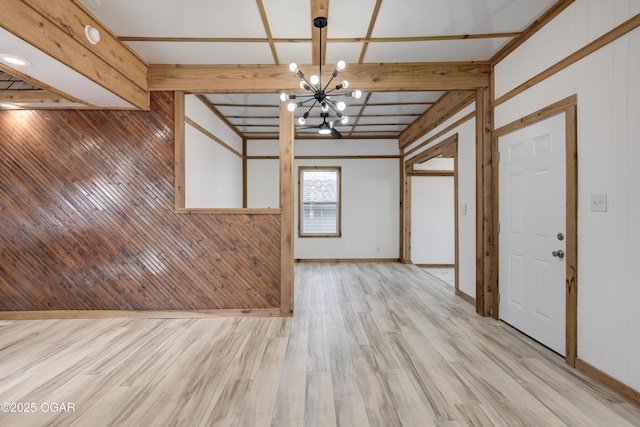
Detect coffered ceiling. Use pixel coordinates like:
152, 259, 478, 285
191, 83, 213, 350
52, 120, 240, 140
1, 0, 563, 139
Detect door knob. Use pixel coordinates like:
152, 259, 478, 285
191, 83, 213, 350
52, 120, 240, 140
552, 250, 565, 259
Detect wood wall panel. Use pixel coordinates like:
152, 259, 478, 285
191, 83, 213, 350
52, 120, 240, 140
0, 92, 280, 311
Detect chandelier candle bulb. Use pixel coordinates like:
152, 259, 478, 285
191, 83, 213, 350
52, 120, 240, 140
280, 16, 362, 139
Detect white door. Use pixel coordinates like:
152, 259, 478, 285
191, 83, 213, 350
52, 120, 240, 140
498, 112, 566, 356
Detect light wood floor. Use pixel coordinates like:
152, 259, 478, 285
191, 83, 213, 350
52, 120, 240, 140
1, 263, 639, 426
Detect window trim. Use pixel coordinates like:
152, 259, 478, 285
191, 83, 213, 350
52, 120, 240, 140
298, 166, 342, 238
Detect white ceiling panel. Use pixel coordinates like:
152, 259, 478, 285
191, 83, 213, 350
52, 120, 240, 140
206, 94, 280, 105
231, 118, 279, 125
125, 42, 275, 65
327, 0, 378, 38
78, 0, 267, 38
356, 125, 408, 132
364, 104, 429, 116
340, 106, 363, 117
353, 131, 399, 137
371, 0, 557, 37
357, 116, 417, 125
325, 43, 364, 65
275, 43, 313, 66
364, 38, 513, 63
368, 91, 445, 104
262, 0, 312, 38
235, 126, 279, 133
217, 106, 280, 117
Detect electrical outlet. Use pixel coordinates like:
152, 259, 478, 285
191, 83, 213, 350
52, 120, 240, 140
590, 193, 607, 212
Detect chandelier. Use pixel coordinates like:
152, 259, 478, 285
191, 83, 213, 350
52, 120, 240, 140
280, 17, 362, 138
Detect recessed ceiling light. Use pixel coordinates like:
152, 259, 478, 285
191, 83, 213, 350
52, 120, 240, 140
1, 54, 31, 67
84, 25, 101, 45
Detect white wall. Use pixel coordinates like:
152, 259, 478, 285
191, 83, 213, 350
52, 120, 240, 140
411, 176, 455, 265
247, 138, 400, 259
405, 105, 477, 300
494, 0, 640, 392
247, 139, 279, 209
413, 157, 454, 170
184, 95, 243, 208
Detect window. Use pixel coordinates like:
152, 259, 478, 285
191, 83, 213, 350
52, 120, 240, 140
299, 167, 341, 237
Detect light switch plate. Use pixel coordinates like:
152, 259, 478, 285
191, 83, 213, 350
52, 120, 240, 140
590, 193, 607, 212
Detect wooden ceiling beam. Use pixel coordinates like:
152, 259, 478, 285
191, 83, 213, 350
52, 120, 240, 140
0, 89, 71, 104
1, 0, 148, 109
398, 90, 476, 148
148, 62, 491, 93
311, 0, 330, 65
358, 0, 383, 64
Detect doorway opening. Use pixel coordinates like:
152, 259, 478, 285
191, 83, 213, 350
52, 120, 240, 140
404, 134, 473, 304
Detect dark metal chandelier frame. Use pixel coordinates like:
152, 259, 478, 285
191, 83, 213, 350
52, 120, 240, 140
280, 16, 362, 138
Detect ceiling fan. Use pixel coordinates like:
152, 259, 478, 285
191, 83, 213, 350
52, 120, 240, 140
298, 112, 343, 139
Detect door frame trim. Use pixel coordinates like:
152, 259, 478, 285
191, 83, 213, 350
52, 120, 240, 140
492, 95, 578, 366
404, 134, 469, 302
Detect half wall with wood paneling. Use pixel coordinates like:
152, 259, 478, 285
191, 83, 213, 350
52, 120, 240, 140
0, 91, 280, 312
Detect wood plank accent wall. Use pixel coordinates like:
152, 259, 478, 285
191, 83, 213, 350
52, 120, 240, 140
0, 92, 280, 311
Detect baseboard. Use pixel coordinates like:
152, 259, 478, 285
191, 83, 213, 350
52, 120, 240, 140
455, 289, 476, 306
295, 258, 400, 263
575, 358, 640, 406
415, 264, 455, 268
0, 308, 281, 320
